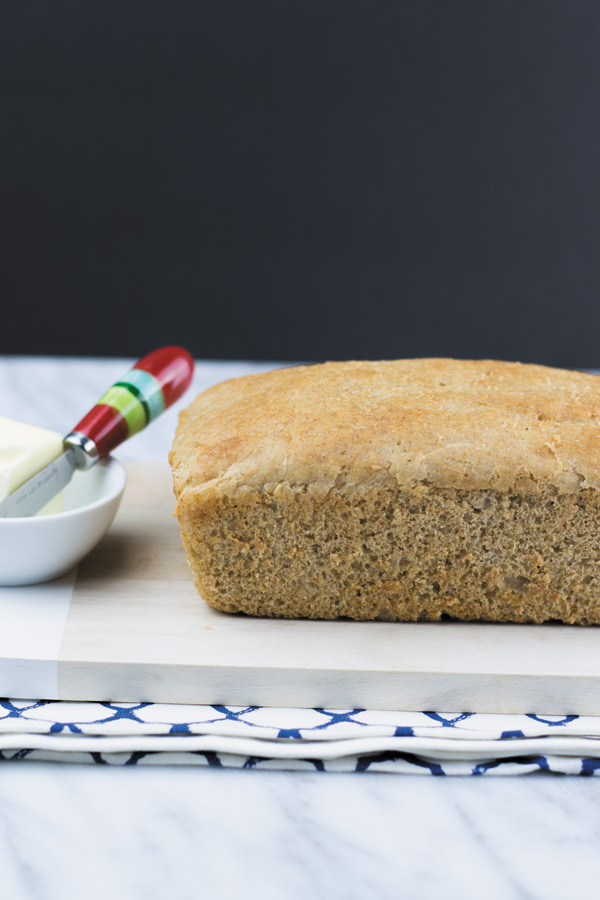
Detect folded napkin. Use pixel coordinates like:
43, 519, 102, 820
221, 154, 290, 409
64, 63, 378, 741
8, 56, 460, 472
2, 700, 600, 774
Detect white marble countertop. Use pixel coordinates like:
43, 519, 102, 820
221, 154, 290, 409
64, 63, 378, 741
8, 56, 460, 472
1, 356, 600, 900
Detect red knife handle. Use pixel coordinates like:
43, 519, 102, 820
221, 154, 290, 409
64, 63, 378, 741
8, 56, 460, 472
65, 346, 195, 463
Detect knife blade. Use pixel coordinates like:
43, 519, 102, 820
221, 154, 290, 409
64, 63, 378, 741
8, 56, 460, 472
0, 448, 78, 518
0, 345, 194, 519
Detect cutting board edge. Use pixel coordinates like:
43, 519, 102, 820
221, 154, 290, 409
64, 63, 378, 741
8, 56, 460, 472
55, 659, 600, 715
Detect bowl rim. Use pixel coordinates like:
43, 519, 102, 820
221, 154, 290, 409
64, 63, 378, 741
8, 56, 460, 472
0, 456, 127, 525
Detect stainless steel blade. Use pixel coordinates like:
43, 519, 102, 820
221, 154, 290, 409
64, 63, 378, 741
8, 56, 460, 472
0, 448, 77, 518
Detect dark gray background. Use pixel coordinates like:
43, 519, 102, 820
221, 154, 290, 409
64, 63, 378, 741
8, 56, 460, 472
2, 1, 600, 365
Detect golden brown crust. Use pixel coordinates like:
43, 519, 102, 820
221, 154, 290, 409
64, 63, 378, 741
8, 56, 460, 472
170, 359, 600, 519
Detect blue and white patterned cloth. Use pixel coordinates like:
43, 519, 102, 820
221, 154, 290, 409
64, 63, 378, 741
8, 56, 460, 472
2, 700, 600, 774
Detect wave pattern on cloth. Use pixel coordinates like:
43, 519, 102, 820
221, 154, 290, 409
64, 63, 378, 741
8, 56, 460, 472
1, 700, 600, 774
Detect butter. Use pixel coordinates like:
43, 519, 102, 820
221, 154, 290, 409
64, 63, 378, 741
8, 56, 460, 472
0, 417, 64, 515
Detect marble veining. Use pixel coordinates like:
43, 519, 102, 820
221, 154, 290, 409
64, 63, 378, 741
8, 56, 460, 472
0, 764, 600, 900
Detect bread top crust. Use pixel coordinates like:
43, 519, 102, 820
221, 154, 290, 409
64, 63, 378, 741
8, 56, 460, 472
170, 359, 600, 512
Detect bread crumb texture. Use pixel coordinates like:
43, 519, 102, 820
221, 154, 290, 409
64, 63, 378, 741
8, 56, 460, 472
170, 359, 600, 624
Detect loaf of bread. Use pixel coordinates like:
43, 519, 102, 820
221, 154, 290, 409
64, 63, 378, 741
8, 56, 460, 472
170, 358, 600, 624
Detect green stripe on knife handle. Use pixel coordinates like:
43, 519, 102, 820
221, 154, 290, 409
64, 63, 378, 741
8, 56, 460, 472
67, 346, 194, 461
115, 368, 166, 424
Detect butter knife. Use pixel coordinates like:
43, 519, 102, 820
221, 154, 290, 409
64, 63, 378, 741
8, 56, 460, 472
0, 346, 194, 518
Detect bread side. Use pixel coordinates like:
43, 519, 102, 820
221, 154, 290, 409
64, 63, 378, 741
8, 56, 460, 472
171, 359, 600, 624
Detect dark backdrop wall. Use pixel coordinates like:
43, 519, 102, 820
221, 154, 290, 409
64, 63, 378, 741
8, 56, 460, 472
2, 1, 600, 366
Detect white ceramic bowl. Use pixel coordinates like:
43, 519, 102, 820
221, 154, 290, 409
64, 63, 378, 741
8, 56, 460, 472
0, 457, 127, 586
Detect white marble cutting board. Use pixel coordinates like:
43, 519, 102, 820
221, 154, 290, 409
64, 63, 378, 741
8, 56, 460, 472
1, 461, 600, 713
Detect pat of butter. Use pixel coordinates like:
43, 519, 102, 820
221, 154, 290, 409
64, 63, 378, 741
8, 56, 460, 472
0, 417, 64, 515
